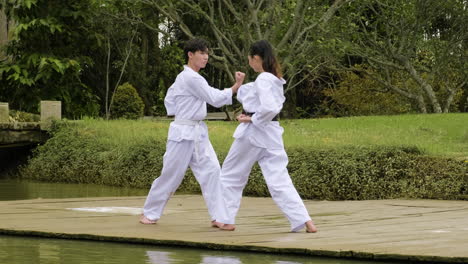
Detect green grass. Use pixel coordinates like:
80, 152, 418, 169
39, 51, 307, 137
281, 113, 468, 159
76, 113, 467, 159
76, 117, 169, 148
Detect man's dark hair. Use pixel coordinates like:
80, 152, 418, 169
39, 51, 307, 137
184, 38, 209, 63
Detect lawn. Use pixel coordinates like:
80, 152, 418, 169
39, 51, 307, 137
78, 113, 467, 159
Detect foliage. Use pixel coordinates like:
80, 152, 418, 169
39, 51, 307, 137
130, 0, 352, 115
9, 110, 40, 122
0, 0, 183, 118
0, 0, 100, 117
85, 1, 184, 116
322, 67, 413, 116
19, 121, 164, 187
111, 82, 144, 119
336, 0, 468, 113
151, 43, 184, 116
1, 0, 467, 119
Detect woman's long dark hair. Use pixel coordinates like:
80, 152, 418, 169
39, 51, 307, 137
249, 40, 283, 78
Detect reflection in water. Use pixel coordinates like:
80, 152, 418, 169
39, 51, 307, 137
0, 235, 153, 264
1, 235, 402, 264
145, 251, 245, 264
146, 251, 174, 264
39, 243, 60, 263
201, 255, 242, 264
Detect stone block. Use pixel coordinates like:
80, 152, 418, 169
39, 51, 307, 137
40, 101, 61, 130
0, 102, 8, 123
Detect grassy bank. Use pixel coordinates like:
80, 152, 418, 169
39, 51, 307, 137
68, 113, 467, 158
281, 114, 467, 159
19, 114, 467, 200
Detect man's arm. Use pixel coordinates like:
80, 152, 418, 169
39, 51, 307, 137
189, 72, 245, 108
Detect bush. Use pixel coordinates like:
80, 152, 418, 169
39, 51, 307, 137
111, 82, 144, 119
9, 110, 40, 122
19, 121, 467, 200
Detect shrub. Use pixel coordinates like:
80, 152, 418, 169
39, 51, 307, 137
111, 82, 144, 119
9, 110, 40, 122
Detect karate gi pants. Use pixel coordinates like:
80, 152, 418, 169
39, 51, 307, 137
143, 138, 221, 221
218, 138, 311, 232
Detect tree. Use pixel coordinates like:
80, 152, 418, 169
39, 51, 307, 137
88, 0, 184, 117
124, 0, 352, 117
0, 2, 14, 60
322, 66, 413, 116
338, 0, 467, 113
0, 0, 100, 117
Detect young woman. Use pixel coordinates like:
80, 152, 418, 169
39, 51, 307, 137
216, 40, 317, 233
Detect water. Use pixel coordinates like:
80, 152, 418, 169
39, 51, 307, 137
0, 145, 32, 177
0, 178, 148, 201
0, 179, 399, 264
0, 235, 398, 264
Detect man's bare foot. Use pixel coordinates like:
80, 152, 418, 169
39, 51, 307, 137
211, 220, 223, 228
220, 224, 236, 231
305, 220, 317, 233
139, 214, 157, 225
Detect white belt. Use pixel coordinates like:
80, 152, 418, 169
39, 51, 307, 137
173, 119, 203, 161
173, 119, 202, 126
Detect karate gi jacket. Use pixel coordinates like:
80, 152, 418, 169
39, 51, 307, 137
233, 72, 286, 149
164, 65, 233, 142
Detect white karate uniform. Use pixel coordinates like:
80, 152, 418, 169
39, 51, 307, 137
143, 65, 232, 221
218, 72, 312, 232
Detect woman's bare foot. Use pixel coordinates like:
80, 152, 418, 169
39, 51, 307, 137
211, 220, 223, 228
220, 224, 236, 231
139, 214, 157, 225
305, 220, 317, 233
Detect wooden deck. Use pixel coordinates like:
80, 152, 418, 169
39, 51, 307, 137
0, 196, 467, 263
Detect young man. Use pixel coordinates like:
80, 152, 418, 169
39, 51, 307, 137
140, 38, 245, 226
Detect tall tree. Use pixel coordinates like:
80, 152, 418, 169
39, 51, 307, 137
88, 0, 184, 116
125, 0, 351, 116
0, 2, 14, 60
0, 0, 100, 117
338, 0, 467, 113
